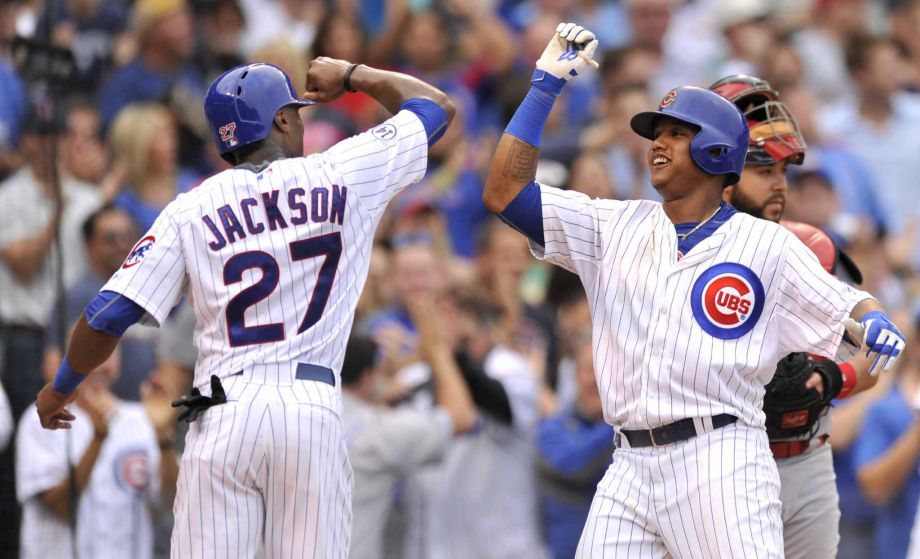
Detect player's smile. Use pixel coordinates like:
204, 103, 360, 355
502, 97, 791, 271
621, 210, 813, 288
650, 152, 671, 169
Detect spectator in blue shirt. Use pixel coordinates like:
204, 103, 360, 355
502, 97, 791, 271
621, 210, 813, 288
97, 0, 211, 176
97, 0, 203, 132
855, 313, 920, 559
537, 338, 614, 559
33, 0, 129, 92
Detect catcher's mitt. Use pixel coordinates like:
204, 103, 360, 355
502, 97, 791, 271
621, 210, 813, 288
763, 352, 843, 439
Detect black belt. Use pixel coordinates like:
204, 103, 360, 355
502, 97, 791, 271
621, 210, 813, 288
617, 414, 738, 448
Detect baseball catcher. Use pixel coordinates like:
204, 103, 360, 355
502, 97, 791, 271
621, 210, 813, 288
711, 74, 894, 559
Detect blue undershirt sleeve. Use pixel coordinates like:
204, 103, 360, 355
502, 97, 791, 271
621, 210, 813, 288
399, 98, 448, 147
499, 181, 544, 247
84, 290, 148, 338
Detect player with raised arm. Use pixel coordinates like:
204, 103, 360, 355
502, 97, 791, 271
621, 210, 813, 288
711, 73, 878, 559
35, 59, 455, 558
483, 22, 906, 558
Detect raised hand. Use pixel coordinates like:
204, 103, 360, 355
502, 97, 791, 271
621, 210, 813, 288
303, 57, 354, 103
141, 379, 179, 442
536, 22, 599, 81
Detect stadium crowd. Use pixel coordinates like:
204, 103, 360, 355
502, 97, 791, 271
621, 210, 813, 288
0, 0, 920, 557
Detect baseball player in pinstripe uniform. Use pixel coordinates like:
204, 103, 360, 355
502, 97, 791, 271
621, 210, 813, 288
483, 22, 906, 558
711, 74, 880, 559
35, 59, 455, 558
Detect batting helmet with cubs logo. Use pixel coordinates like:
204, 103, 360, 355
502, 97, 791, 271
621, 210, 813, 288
630, 86, 749, 186
204, 63, 313, 163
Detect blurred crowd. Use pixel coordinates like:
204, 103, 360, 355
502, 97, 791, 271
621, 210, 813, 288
1, 0, 920, 557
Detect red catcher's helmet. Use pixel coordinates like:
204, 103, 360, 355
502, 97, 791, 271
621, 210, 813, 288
709, 74, 806, 166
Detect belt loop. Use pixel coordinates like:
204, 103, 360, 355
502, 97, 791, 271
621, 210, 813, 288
692, 417, 705, 435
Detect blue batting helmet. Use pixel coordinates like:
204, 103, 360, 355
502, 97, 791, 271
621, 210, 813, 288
204, 63, 312, 163
630, 86, 749, 185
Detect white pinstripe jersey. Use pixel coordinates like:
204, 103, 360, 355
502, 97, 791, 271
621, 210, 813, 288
103, 110, 427, 391
531, 184, 871, 430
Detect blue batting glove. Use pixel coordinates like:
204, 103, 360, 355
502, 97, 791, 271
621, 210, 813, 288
860, 310, 906, 375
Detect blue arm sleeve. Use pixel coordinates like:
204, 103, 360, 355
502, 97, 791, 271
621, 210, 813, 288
400, 98, 448, 147
499, 181, 544, 247
84, 290, 147, 337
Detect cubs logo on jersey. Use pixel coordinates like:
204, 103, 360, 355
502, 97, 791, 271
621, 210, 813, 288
123, 236, 156, 269
691, 262, 765, 339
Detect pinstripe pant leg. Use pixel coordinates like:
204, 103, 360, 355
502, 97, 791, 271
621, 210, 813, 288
576, 449, 669, 559
263, 391, 352, 559
171, 387, 265, 559
657, 423, 783, 559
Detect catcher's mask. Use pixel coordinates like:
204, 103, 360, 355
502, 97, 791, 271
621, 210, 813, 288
709, 74, 806, 166
745, 101, 807, 166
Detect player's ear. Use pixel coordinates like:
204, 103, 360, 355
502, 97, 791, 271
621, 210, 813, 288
274, 109, 289, 132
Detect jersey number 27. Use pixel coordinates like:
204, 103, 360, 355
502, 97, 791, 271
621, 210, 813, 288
223, 232, 342, 346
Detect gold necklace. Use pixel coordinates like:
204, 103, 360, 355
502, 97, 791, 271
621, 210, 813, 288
676, 205, 722, 241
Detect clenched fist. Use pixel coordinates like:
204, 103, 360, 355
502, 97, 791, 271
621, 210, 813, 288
303, 57, 357, 103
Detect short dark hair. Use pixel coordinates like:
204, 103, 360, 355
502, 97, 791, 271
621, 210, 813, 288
341, 334, 378, 386
474, 217, 505, 255
544, 267, 585, 308
845, 34, 895, 73
452, 287, 503, 326
600, 45, 642, 80
81, 204, 126, 244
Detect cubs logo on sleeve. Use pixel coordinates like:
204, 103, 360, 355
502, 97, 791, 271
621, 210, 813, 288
691, 262, 765, 339
122, 236, 156, 269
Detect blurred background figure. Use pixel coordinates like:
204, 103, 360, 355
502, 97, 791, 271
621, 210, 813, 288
854, 311, 920, 559
0, 107, 101, 421
342, 301, 477, 559
33, 0, 130, 93
106, 102, 196, 232
15, 348, 178, 559
400, 290, 547, 559
792, 0, 868, 104
42, 205, 159, 402
537, 337, 614, 559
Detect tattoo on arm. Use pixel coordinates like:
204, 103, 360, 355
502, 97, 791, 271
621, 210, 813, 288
502, 140, 538, 182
